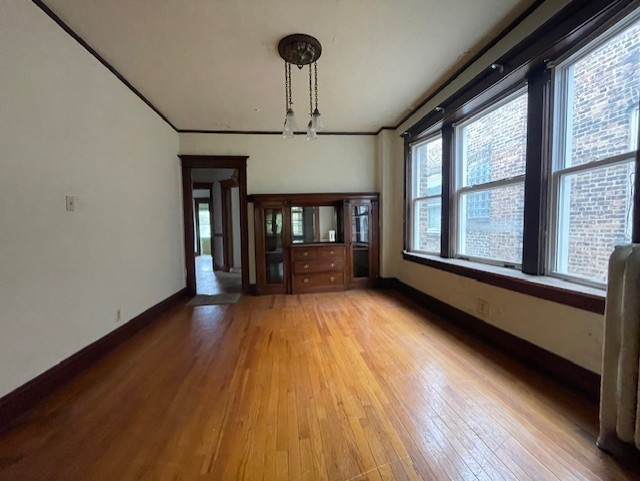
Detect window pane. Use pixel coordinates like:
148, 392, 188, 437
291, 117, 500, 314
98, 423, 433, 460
458, 183, 524, 264
415, 137, 442, 197
460, 92, 527, 186
414, 198, 441, 253
555, 161, 635, 284
563, 18, 640, 167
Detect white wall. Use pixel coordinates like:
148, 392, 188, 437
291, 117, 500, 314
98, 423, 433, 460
180, 134, 377, 194
0, 1, 183, 397
379, 0, 605, 374
180, 133, 377, 282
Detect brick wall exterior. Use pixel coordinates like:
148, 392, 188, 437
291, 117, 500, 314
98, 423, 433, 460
562, 21, 638, 283
459, 93, 527, 264
415, 138, 442, 252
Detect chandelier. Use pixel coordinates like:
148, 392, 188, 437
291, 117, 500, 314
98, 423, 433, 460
278, 34, 324, 139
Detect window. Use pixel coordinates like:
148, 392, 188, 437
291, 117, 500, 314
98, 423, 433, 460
403, 3, 640, 300
409, 135, 442, 254
291, 206, 303, 239
551, 14, 639, 286
454, 90, 528, 266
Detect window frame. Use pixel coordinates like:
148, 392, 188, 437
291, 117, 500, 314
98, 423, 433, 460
547, 11, 640, 288
401, 0, 640, 312
452, 87, 529, 268
408, 133, 443, 255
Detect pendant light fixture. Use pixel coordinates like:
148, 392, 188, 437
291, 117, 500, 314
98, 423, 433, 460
278, 34, 323, 139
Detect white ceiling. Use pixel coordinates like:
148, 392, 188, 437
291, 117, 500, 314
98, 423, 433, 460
42, 0, 534, 132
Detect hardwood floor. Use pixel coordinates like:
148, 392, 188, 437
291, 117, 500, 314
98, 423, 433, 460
0, 289, 637, 480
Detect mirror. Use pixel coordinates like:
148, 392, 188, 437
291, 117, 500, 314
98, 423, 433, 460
291, 205, 341, 243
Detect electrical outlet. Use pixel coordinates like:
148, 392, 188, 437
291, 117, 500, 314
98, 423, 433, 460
477, 299, 490, 318
116, 308, 122, 322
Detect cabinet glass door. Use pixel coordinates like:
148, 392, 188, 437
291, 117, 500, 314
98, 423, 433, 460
264, 208, 284, 284
352, 204, 370, 278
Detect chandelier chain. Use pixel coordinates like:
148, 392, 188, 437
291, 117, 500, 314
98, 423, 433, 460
284, 62, 289, 111
287, 63, 292, 108
314, 62, 318, 112
308, 64, 313, 116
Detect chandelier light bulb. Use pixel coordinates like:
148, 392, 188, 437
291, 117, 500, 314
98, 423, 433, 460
311, 108, 323, 132
306, 119, 318, 140
282, 108, 297, 139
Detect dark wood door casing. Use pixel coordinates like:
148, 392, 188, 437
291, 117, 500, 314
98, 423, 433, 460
180, 155, 249, 296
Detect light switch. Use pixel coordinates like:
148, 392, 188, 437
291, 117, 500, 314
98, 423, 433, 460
66, 195, 76, 212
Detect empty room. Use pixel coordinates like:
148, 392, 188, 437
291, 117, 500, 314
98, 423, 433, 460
1, 0, 640, 480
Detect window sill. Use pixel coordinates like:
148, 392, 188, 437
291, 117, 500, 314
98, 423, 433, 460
402, 251, 606, 314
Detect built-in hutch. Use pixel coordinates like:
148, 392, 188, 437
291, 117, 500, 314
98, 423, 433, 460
250, 193, 379, 295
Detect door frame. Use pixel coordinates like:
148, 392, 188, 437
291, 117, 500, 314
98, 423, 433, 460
180, 155, 249, 296
220, 178, 239, 272
193, 198, 211, 256
193, 182, 215, 265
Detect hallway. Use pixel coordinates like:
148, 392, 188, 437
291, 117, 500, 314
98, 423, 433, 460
195, 255, 241, 295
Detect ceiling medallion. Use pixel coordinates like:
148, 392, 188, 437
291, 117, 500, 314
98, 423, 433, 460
279, 34, 324, 140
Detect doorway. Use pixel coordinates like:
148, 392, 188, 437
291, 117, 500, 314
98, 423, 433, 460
180, 155, 249, 297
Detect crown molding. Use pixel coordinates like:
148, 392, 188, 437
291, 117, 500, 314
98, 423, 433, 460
32, 0, 548, 137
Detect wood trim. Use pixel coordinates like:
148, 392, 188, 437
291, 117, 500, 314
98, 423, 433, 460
522, 66, 552, 275
633, 98, 640, 244
219, 181, 234, 272
30, 0, 177, 132
403, 136, 411, 253
180, 155, 250, 295
179, 155, 249, 168
179, 130, 377, 136
249, 193, 379, 204
386, 0, 548, 134
0, 288, 188, 434
192, 182, 213, 190
441, 125, 454, 258
219, 178, 239, 189
194, 199, 205, 256
405, 0, 635, 137
381, 277, 601, 401
402, 252, 605, 314
30, 0, 630, 138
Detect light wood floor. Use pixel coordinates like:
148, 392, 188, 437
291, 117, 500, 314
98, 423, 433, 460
0, 289, 638, 480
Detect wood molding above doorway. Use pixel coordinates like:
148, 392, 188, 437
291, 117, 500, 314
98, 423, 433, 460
180, 155, 249, 296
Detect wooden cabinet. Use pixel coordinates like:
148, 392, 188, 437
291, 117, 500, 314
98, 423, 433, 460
251, 193, 379, 295
291, 245, 346, 293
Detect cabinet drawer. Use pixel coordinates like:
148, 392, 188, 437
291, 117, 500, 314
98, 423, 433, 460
291, 247, 317, 260
293, 258, 344, 274
317, 245, 345, 259
293, 272, 345, 290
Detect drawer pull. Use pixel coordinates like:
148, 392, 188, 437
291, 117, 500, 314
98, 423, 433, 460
303, 252, 309, 257
330, 262, 336, 268
303, 263, 310, 269
329, 250, 335, 255
302, 277, 310, 284
330, 276, 336, 282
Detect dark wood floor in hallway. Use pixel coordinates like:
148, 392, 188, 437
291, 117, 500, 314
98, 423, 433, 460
0, 289, 638, 480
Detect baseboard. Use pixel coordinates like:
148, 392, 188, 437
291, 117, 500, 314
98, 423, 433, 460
0, 287, 188, 434
381, 277, 601, 402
